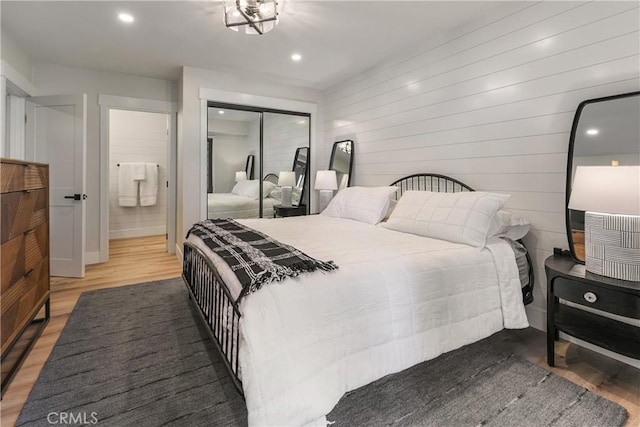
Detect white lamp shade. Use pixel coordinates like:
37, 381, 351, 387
569, 166, 640, 215
278, 171, 296, 187
235, 171, 247, 182
315, 170, 338, 191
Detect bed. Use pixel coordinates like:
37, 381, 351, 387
207, 192, 278, 219
184, 174, 533, 426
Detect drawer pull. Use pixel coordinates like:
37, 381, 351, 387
583, 292, 597, 303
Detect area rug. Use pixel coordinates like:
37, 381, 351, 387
17, 278, 627, 426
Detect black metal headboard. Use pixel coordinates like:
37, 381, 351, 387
389, 173, 534, 305
390, 173, 473, 201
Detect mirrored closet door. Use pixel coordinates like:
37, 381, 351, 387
205, 102, 311, 219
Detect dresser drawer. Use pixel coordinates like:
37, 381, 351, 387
0, 222, 48, 293
1, 189, 48, 243
1, 257, 49, 353
553, 277, 640, 319
1, 163, 48, 193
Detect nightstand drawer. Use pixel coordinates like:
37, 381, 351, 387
553, 277, 640, 319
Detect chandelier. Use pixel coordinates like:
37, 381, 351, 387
224, 0, 279, 35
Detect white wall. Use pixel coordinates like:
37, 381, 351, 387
320, 1, 640, 329
1, 32, 33, 85
32, 62, 176, 260
263, 113, 309, 178
108, 109, 168, 240
177, 66, 322, 249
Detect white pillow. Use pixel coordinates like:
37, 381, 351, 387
231, 180, 260, 199
487, 210, 531, 240
321, 186, 398, 224
262, 181, 277, 199
383, 190, 510, 248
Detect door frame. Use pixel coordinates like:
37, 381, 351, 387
98, 94, 178, 262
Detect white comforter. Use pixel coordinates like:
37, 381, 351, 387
188, 215, 528, 426
207, 193, 277, 219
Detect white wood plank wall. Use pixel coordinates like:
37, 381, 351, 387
320, 1, 640, 327
263, 113, 310, 177
109, 109, 169, 240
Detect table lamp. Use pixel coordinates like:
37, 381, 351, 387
315, 170, 338, 212
568, 165, 640, 281
278, 171, 296, 207
235, 171, 247, 182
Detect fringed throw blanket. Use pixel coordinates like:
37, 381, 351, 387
187, 219, 338, 300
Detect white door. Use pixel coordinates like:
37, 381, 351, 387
26, 94, 87, 278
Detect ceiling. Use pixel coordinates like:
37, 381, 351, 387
1, 1, 529, 90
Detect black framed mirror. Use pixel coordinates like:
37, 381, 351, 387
566, 91, 640, 263
329, 139, 354, 189
292, 147, 309, 208
245, 154, 255, 180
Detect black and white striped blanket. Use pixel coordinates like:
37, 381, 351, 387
187, 219, 338, 300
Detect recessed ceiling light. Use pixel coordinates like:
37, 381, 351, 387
218, 110, 225, 115
586, 129, 599, 136
291, 53, 302, 62
298, 119, 306, 124
118, 13, 135, 23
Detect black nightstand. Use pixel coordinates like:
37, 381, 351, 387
545, 255, 640, 367
273, 204, 307, 218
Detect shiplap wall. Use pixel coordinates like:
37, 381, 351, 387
320, 1, 640, 328
109, 109, 169, 239
263, 113, 310, 177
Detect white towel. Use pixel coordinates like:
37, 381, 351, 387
131, 162, 146, 180
139, 163, 158, 206
118, 163, 138, 206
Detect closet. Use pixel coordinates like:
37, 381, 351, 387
205, 102, 311, 219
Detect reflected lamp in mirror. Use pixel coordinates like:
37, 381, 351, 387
279, 171, 296, 207
568, 166, 640, 281
235, 171, 247, 182
315, 170, 338, 212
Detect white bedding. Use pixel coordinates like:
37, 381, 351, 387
207, 192, 277, 219
187, 215, 528, 426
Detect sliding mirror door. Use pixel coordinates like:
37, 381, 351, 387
207, 107, 261, 219
263, 113, 310, 214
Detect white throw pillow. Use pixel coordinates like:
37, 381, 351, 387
262, 181, 277, 199
487, 210, 531, 240
383, 190, 510, 248
231, 180, 260, 199
321, 186, 398, 224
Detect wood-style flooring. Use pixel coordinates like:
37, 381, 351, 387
1, 235, 638, 426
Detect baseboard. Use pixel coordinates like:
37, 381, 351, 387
109, 226, 166, 240
525, 304, 546, 332
85, 251, 101, 265
175, 243, 183, 265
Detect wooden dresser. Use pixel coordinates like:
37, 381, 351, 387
1, 158, 50, 394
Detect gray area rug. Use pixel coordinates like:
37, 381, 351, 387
18, 278, 627, 427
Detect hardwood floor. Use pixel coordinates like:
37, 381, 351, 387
0, 236, 182, 427
1, 235, 638, 426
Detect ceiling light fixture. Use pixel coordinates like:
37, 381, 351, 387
291, 53, 302, 62
218, 110, 225, 115
586, 129, 599, 136
223, 0, 278, 35
118, 12, 135, 23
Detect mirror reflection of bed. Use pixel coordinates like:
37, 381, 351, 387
206, 105, 311, 219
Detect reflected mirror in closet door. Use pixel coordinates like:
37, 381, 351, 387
206, 107, 261, 220
263, 112, 310, 215
566, 91, 640, 262
329, 139, 354, 190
